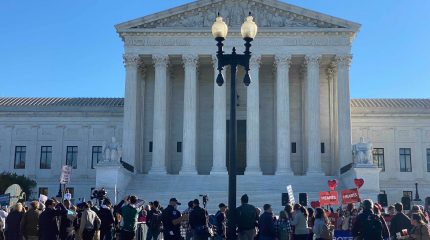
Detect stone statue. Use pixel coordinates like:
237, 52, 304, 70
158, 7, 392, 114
352, 137, 373, 165
102, 137, 122, 163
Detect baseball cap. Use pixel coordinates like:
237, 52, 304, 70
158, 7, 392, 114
219, 203, 227, 208
169, 197, 181, 205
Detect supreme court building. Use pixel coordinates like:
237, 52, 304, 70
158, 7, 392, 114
1, 0, 430, 208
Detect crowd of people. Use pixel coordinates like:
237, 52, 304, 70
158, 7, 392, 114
0, 192, 429, 240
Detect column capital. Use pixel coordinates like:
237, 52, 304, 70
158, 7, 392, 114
335, 54, 352, 68
152, 54, 169, 68
182, 54, 198, 68
249, 54, 261, 67
327, 62, 337, 79
304, 55, 321, 66
274, 54, 292, 68
123, 53, 140, 68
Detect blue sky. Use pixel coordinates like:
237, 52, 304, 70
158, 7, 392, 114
0, 0, 429, 99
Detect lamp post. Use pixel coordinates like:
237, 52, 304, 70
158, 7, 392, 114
212, 13, 258, 240
414, 182, 421, 201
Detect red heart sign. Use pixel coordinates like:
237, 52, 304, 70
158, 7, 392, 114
354, 178, 364, 189
328, 179, 337, 191
311, 201, 320, 209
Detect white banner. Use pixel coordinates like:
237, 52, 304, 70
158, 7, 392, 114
286, 185, 295, 204
60, 165, 72, 184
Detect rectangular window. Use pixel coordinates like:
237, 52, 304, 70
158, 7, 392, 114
66, 146, 78, 169
14, 146, 26, 169
291, 142, 296, 154
40, 146, 52, 169
399, 148, 412, 172
39, 187, 48, 196
427, 148, 430, 172
373, 148, 385, 171
149, 141, 153, 152
91, 146, 103, 169
177, 142, 182, 153
321, 143, 325, 154
403, 191, 413, 199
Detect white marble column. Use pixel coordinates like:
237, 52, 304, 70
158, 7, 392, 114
122, 54, 140, 171
305, 55, 323, 175
211, 56, 227, 174
275, 54, 294, 175
245, 55, 262, 175
150, 54, 169, 174
336, 55, 353, 169
180, 54, 198, 175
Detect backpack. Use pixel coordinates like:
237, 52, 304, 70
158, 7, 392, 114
361, 213, 383, 240
149, 210, 162, 230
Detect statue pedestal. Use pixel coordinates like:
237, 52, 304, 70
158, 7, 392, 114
340, 164, 382, 201
95, 161, 132, 202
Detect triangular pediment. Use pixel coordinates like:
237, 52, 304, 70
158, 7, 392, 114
116, 0, 360, 32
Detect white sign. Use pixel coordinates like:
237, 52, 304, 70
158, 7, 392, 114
286, 185, 295, 204
64, 192, 72, 201
39, 194, 48, 203
60, 165, 72, 184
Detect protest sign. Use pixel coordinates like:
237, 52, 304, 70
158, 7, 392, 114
60, 165, 72, 184
341, 188, 360, 204
319, 191, 339, 206
39, 194, 48, 203
286, 185, 295, 204
334, 230, 353, 240
0, 194, 10, 206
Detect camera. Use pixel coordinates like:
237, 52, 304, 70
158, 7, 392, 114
199, 194, 209, 208
91, 188, 107, 201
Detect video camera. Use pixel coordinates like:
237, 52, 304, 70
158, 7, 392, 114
199, 194, 209, 208
91, 188, 107, 201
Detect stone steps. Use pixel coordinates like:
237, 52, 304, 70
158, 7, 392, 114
120, 174, 341, 213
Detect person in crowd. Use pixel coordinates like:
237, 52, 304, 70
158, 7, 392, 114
39, 199, 67, 240
162, 198, 186, 240
313, 208, 333, 240
20, 201, 41, 240
291, 204, 308, 240
276, 205, 292, 240
352, 199, 384, 240
60, 200, 77, 240
409, 213, 430, 240
189, 199, 209, 240
0, 204, 7, 240
98, 199, 115, 240
307, 208, 315, 240
373, 203, 390, 239
214, 203, 227, 240
146, 200, 162, 240
390, 202, 412, 239
116, 195, 140, 240
340, 203, 355, 231
181, 201, 194, 240
236, 194, 259, 240
78, 202, 101, 240
87, 201, 99, 213
410, 205, 428, 224
258, 204, 275, 240
5, 202, 25, 240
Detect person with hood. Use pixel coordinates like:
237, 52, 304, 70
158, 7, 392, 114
78, 202, 101, 240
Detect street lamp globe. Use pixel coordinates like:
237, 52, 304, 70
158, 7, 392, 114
241, 14, 258, 39
212, 15, 228, 39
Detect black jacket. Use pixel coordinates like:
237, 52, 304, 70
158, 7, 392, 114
390, 212, 412, 239
39, 204, 67, 240
97, 207, 115, 231
161, 205, 182, 237
189, 206, 207, 229
258, 212, 276, 238
351, 209, 384, 240
59, 210, 74, 239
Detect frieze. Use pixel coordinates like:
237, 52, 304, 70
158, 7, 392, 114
124, 35, 351, 47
